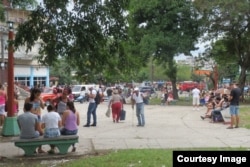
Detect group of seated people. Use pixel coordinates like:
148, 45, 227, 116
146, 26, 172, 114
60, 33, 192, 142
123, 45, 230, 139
200, 92, 230, 123
17, 87, 80, 154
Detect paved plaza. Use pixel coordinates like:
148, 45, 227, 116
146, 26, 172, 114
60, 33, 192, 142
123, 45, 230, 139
0, 100, 250, 159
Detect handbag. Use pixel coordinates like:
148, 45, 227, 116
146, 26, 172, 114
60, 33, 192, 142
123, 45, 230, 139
120, 109, 126, 120
105, 108, 111, 117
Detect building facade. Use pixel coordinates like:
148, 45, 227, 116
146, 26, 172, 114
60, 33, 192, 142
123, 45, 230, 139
0, 1, 49, 88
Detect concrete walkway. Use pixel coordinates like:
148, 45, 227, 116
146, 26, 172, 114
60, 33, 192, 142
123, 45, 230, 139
1, 101, 250, 159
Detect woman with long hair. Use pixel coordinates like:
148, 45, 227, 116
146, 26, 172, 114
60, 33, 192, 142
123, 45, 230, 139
24, 87, 45, 153
61, 101, 80, 152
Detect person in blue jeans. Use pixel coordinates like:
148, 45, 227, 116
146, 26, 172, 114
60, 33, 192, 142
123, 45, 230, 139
227, 82, 241, 129
131, 87, 145, 127
84, 87, 97, 127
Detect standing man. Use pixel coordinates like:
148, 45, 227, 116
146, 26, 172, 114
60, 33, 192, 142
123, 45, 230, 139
191, 86, 201, 110
227, 82, 241, 129
83, 87, 97, 127
131, 87, 145, 127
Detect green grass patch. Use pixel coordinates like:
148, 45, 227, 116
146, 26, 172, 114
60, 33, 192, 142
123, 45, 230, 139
239, 106, 250, 129
62, 148, 249, 167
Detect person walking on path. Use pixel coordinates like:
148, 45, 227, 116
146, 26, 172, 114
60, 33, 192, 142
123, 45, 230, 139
191, 86, 201, 110
61, 101, 80, 152
108, 89, 123, 123
227, 82, 241, 129
131, 87, 145, 127
83, 87, 97, 127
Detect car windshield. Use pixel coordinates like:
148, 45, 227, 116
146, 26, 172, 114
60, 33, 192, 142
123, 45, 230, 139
72, 85, 81, 92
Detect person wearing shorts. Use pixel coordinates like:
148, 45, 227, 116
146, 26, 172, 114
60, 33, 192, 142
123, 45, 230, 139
227, 82, 241, 129
191, 86, 200, 110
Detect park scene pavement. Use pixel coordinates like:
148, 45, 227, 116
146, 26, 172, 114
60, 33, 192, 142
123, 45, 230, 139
0, 100, 250, 160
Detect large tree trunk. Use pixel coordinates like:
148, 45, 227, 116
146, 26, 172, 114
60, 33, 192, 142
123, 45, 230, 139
238, 65, 247, 99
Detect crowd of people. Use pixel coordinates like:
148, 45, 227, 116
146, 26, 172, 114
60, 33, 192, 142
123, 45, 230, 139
196, 82, 241, 129
17, 87, 80, 154
0, 81, 243, 156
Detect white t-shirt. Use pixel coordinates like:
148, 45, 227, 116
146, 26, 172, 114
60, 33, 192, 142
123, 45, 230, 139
192, 88, 200, 98
132, 93, 144, 103
41, 111, 61, 129
89, 89, 97, 103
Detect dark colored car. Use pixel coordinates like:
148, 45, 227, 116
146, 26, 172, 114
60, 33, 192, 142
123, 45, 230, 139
139, 86, 156, 96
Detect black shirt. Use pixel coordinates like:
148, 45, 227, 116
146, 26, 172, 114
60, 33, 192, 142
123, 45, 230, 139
230, 87, 241, 105
107, 89, 113, 96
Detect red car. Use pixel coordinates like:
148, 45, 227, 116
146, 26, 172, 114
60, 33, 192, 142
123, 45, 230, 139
41, 88, 62, 106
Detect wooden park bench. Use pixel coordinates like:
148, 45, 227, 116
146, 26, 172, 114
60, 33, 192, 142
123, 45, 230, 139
13, 135, 79, 156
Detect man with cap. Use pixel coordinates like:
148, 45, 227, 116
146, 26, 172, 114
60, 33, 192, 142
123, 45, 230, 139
131, 87, 145, 127
83, 86, 97, 127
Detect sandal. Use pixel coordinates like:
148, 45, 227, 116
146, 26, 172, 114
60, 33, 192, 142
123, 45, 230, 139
71, 147, 76, 152
234, 126, 239, 128
38, 149, 46, 153
47, 150, 55, 154
227, 126, 234, 129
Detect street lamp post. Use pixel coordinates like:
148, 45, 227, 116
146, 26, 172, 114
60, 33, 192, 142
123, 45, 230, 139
2, 21, 20, 136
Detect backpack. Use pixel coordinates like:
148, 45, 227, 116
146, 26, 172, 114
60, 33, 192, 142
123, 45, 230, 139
95, 91, 101, 105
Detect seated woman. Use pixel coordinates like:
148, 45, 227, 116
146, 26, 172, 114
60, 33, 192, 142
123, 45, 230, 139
61, 101, 80, 152
200, 97, 214, 120
41, 105, 62, 154
210, 95, 229, 123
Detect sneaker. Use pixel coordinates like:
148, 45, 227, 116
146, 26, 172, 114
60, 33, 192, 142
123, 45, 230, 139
83, 124, 90, 127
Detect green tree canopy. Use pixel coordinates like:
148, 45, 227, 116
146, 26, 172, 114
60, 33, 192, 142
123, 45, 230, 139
127, 0, 201, 99
194, 0, 250, 89
14, 0, 141, 83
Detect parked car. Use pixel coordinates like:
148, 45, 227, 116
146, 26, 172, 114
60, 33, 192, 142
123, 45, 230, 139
139, 86, 157, 97
41, 88, 61, 106
72, 84, 96, 102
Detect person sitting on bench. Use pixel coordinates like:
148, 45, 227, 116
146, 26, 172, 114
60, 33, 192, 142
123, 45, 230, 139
210, 94, 229, 123
61, 101, 80, 152
17, 103, 44, 153
41, 105, 62, 154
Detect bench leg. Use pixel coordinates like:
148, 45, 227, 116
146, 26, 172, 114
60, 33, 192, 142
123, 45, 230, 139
17, 146, 37, 156
56, 143, 73, 154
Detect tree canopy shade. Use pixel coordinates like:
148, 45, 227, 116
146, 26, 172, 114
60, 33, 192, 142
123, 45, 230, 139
14, 0, 141, 83
194, 0, 250, 89
127, 0, 201, 98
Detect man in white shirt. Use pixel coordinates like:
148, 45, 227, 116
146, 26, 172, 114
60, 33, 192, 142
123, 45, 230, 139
83, 87, 97, 127
192, 86, 201, 110
131, 87, 145, 127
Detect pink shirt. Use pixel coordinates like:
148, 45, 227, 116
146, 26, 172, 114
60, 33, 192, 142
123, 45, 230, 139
0, 91, 6, 105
